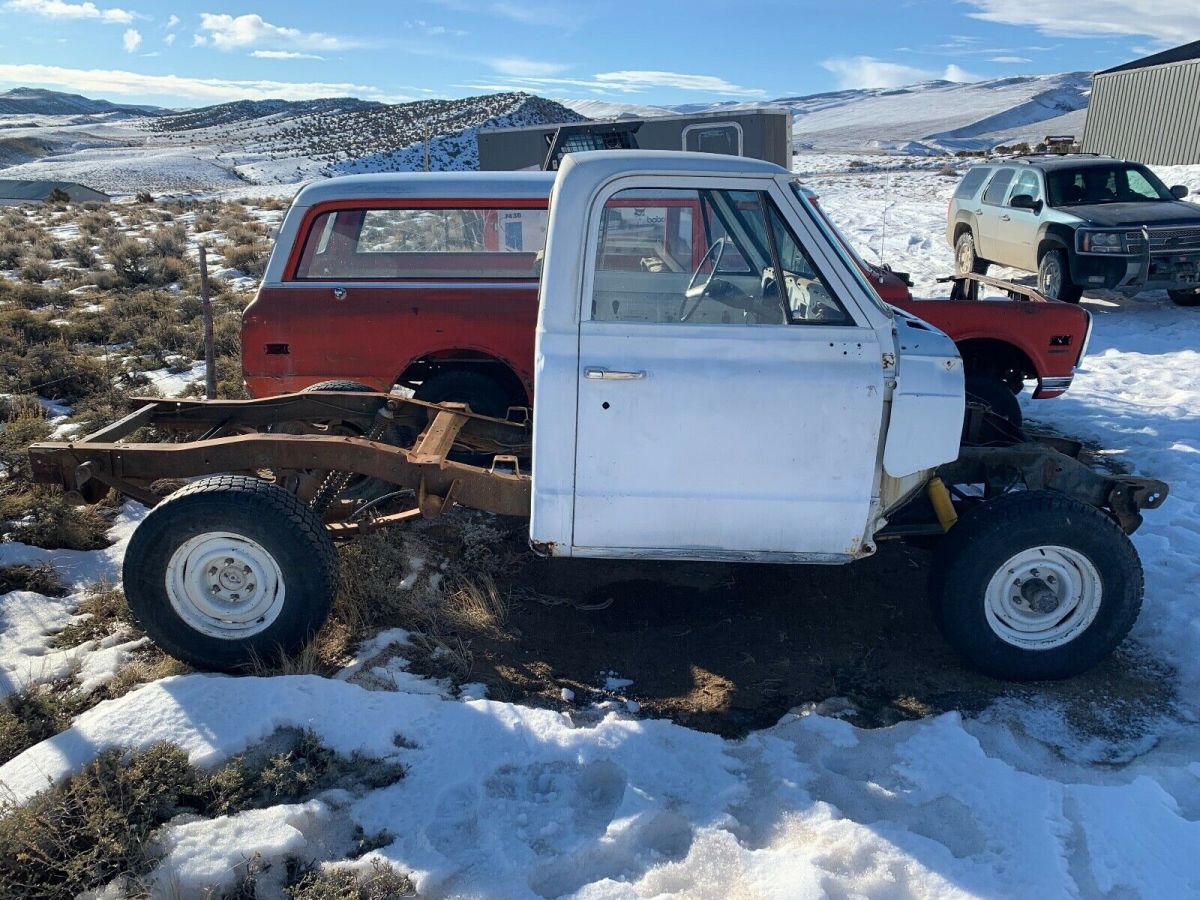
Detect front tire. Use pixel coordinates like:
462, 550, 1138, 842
930, 491, 1142, 680
1037, 250, 1083, 303
965, 375, 1023, 428
1167, 288, 1200, 307
954, 231, 988, 276
123, 476, 338, 672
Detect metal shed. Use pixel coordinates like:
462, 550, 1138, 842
1082, 40, 1200, 165
0, 179, 110, 206
478, 108, 793, 171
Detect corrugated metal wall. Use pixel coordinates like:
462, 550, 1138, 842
1082, 60, 1200, 164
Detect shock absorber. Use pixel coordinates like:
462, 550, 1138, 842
309, 405, 394, 517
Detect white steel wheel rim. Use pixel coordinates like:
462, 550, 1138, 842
165, 532, 286, 639
984, 545, 1102, 650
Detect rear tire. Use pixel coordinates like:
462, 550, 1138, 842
1167, 289, 1200, 307
1037, 251, 1083, 303
414, 370, 513, 418
954, 231, 988, 276
930, 490, 1142, 680
123, 475, 338, 672
303, 380, 378, 393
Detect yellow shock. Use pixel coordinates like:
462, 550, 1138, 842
927, 477, 958, 531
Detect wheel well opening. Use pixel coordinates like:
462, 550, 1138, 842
957, 338, 1036, 387
397, 353, 529, 406
954, 223, 973, 243
1037, 239, 1067, 265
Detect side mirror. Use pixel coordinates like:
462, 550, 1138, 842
1010, 193, 1042, 213
1171, 184, 1189, 199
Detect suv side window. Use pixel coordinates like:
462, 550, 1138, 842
954, 167, 991, 200
1009, 170, 1042, 206
982, 168, 1016, 206
293, 205, 548, 280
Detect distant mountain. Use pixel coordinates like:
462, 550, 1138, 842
563, 72, 1093, 154
148, 96, 383, 131
0, 87, 167, 117
142, 91, 586, 183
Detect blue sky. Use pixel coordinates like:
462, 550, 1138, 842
0, 0, 1196, 108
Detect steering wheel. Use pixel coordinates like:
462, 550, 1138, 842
681, 238, 728, 322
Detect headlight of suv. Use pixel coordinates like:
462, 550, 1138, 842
1078, 230, 1126, 254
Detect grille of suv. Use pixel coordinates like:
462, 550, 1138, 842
1124, 227, 1200, 254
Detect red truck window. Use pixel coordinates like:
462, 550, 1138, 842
293, 206, 549, 280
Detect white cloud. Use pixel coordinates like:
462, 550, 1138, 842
121, 26, 140, 52
197, 12, 360, 51
488, 57, 567, 78
251, 49, 325, 60
163, 32, 175, 45
821, 56, 980, 89
962, 1, 1200, 45
990, 55, 1032, 63
165, 13, 178, 28
593, 70, 765, 96
0, 62, 405, 102
191, 32, 205, 46
4, 0, 132, 24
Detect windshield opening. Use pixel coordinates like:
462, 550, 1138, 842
1046, 164, 1174, 206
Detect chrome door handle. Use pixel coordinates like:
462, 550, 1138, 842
1001, 214, 1011, 221
584, 367, 646, 380
973, 209, 983, 215
332, 287, 347, 301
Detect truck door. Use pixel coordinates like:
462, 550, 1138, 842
570, 178, 888, 559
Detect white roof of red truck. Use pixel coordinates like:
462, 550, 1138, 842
292, 170, 556, 206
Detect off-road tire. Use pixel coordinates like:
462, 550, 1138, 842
965, 375, 1023, 428
1037, 250, 1083, 303
123, 475, 338, 672
930, 490, 1142, 680
303, 380, 378, 393
1167, 289, 1200, 307
414, 370, 512, 418
954, 231, 988, 276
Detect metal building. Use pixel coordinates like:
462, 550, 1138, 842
478, 108, 793, 171
1082, 40, 1200, 165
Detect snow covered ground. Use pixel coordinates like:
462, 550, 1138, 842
2, 159, 1200, 898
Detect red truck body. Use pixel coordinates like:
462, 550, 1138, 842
243, 174, 1091, 412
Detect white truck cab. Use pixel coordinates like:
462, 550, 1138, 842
529, 151, 964, 561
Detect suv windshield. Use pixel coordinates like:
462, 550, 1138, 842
1046, 164, 1175, 207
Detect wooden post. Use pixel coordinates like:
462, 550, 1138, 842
198, 244, 216, 400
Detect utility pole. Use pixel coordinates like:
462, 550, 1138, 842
198, 244, 216, 400
424, 127, 431, 172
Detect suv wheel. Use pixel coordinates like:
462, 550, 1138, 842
1167, 288, 1200, 307
954, 231, 988, 276
1037, 251, 1083, 303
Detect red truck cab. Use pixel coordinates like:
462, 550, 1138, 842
243, 172, 1091, 417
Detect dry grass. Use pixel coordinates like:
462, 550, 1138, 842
48, 582, 132, 649
0, 732, 406, 899
0, 562, 65, 596
283, 860, 415, 900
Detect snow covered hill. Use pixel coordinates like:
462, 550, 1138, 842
564, 72, 1092, 154
0, 91, 584, 193
0, 86, 166, 118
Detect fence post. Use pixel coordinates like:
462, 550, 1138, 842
198, 244, 216, 400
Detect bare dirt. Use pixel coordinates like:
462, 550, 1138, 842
401, 513, 1176, 742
